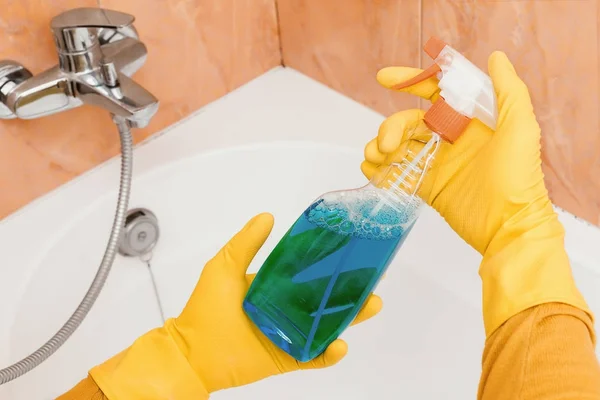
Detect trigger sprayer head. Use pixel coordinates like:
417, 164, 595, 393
392, 36, 497, 143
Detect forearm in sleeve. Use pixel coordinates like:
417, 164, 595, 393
479, 303, 600, 399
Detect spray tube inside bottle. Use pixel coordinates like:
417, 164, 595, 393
243, 37, 498, 363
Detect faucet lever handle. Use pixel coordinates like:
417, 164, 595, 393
51, 8, 137, 53
51, 8, 134, 31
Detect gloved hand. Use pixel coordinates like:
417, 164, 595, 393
361, 51, 592, 336
89, 213, 382, 399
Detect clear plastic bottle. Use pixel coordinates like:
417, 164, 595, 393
243, 37, 497, 362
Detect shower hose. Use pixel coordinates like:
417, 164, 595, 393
0, 117, 133, 385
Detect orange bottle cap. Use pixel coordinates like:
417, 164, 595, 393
423, 98, 471, 143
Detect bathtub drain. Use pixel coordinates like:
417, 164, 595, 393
118, 208, 160, 257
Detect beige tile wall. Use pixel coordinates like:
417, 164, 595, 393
3, 0, 599, 227
0, 0, 280, 219
278, 0, 600, 226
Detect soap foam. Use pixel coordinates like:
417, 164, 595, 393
305, 189, 419, 241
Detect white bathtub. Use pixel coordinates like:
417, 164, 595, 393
1, 67, 599, 400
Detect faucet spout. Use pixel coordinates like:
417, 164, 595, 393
7, 66, 80, 119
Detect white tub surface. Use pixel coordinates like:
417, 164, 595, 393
1, 67, 599, 399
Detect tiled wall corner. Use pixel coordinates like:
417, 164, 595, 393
277, 0, 421, 115
422, 0, 600, 226
0, 0, 280, 219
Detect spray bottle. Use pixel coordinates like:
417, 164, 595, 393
243, 37, 498, 362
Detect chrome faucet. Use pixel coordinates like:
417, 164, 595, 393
0, 7, 158, 127
0, 8, 160, 385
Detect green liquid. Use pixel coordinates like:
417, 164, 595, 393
244, 192, 416, 361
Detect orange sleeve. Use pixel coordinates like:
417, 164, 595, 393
56, 376, 106, 400
479, 303, 600, 399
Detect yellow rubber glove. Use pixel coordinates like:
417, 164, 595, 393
89, 213, 382, 399
361, 51, 592, 337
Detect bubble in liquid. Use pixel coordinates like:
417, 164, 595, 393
340, 221, 355, 233
397, 209, 411, 224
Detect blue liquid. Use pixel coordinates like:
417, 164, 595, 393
244, 190, 416, 362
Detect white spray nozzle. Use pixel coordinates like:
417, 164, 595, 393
391, 37, 497, 131
435, 44, 497, 130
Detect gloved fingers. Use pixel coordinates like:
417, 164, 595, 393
351, 294, 383, 326
362, 109, 428, 181
488, 51, 541, 150
360, 160, 381, 180
361, 162, 398, 185
364, 137, 386, 165
245, 273, 257, 287
377, 109, 426, 153
298, 339, 348, 370
377, 67, 441, 102
212, 213, 274, 279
